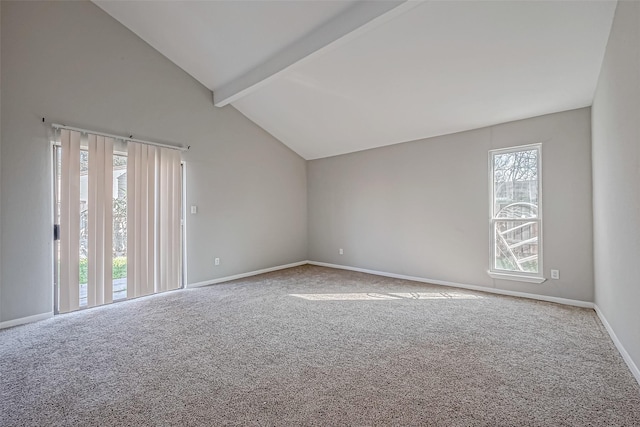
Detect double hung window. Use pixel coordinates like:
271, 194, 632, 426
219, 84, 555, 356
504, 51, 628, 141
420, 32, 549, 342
489, 144, 544, 283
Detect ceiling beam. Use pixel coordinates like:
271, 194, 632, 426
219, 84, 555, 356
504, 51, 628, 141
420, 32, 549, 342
213, 0, 419, 107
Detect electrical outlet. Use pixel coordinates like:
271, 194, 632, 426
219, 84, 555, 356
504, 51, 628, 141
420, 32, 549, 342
339, 248, 344, 255
191, 205, 197, 214
215, 257, 220, 266
551, 269, 560, 280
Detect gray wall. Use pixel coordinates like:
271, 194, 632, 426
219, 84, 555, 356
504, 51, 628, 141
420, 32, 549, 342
308, 108, 594, 302
0, 1, 307, 322
0, 2, 2, 324
592, 1, 640, 372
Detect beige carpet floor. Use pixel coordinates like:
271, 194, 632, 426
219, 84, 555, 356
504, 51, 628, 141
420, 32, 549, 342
1, 265, 639, 426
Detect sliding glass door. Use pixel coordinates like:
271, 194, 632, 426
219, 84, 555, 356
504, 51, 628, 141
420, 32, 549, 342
53, 130, 183, 313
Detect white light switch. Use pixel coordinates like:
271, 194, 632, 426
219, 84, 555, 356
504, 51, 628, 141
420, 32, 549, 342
191, 205, 197, 214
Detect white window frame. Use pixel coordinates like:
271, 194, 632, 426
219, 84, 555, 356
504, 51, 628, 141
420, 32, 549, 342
488, 143, 545, 284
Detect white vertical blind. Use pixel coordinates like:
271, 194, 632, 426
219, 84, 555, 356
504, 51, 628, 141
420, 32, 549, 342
87, 135, 114, 307
157, 148, 182, 293
127, 143, 181, 298
59, 130, 81, 313
127, 143, 156, 298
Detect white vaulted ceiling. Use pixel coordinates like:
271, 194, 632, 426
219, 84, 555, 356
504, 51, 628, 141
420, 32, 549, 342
94, 1, 616, 159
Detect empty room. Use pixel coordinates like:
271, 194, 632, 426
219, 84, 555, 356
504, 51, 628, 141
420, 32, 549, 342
1, 0, 639, 425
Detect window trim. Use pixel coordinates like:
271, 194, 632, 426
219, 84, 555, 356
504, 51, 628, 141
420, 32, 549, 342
488, 143, 545, 283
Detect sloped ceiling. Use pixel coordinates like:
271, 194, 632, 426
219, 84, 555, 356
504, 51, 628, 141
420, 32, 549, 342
94, 1, 616, 159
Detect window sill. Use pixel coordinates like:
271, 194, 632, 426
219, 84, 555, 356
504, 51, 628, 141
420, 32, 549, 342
488, 271, 547, 284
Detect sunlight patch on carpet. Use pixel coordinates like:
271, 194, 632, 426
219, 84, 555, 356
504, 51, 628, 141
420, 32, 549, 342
289, 291, 483, 301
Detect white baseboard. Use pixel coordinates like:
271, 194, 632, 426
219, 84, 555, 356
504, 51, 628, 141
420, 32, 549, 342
594, 305, 640, 386
187, 261, 308, 288
307, 261, 594, 308
0, 311, 54, 330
